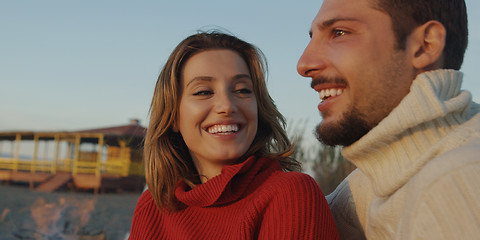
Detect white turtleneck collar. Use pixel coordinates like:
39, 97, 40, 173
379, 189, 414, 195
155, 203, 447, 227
342, 69, 478, 197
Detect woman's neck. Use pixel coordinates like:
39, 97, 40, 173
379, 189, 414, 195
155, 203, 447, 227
192, 158, 227, 184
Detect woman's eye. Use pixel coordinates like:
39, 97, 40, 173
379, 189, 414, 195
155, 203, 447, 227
193, 90, 213, 96
235, 88, 253, 94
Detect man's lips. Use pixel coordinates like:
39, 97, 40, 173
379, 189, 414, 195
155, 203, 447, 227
312, 83, 346, 103
319, 88, 344, 102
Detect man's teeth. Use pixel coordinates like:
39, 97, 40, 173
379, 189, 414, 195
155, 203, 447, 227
207, 124, 239, 134
319, 88, 344, 101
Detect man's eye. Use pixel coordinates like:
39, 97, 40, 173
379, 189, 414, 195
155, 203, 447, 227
193, 90, 212, 96
333, 29, 347, 38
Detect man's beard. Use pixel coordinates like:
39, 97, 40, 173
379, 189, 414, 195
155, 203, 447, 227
315, 107, 371, 147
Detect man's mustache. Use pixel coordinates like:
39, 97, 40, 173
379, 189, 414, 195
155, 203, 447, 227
311, 76, 348, 88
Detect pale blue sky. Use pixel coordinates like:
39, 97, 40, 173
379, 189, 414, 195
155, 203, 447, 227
1, 1, 479, 143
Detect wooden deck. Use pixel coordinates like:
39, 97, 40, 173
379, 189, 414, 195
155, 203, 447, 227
0, 170, 145, 193
0, 126, 146, 193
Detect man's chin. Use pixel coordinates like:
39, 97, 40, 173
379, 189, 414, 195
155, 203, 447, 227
315, 113, 371, 147
315, 122, 349, 146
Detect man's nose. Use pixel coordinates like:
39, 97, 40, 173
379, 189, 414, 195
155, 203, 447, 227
297, 40, 328, 78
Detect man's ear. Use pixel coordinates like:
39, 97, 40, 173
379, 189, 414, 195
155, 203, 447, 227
409, 20, 446, 70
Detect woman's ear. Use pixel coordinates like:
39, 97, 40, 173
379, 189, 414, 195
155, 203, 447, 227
410, 20, 446, 70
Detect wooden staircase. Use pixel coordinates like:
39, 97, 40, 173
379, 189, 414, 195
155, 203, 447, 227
35, 172, 72, 192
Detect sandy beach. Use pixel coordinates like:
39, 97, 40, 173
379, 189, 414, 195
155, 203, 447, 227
0, 184, 141, 240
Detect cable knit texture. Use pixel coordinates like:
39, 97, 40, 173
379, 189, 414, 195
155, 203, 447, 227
327, 69, 480, 240
129, 156, 339, 239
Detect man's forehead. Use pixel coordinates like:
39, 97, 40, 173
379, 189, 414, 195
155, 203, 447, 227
314, 0, 380, 25
319, 0, 377, 13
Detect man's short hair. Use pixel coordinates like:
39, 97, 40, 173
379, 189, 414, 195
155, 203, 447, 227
374, 0, 468, 70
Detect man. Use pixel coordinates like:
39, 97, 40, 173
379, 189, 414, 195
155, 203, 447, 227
297, 0, 479, 239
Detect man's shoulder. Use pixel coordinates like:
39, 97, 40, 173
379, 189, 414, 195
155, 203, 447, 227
418, 135, 480, 184
401, 138, 480, 238
411, 111, 480, 185
404, 134, 480, 207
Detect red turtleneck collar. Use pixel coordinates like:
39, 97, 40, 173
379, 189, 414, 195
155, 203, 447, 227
175, 156, 280, 207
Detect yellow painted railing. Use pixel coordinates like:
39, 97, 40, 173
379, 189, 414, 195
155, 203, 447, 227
0, 157, 133, 176
0, 132, 141, 177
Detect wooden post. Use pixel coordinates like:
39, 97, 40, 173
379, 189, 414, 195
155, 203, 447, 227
73, 135, 81, 175
14, 133, 21, 172
119, 140, 127, 176
43, 138, 48, 167
32, 134, 39, 174
96, 134, 104, 177
66, 141, 73, 172
53, 134, 59, 174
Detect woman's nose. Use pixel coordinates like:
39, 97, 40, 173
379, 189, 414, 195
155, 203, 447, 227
214, 92, 237, 115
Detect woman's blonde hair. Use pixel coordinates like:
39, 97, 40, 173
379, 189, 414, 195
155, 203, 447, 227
144, 30, 300, 211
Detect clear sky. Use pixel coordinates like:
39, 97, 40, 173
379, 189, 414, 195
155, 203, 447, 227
1, 0, 479, 144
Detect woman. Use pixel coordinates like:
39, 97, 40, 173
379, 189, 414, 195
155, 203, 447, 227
129, 31, 339, 239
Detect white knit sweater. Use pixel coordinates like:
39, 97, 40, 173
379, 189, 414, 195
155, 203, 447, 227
327, 69, 480, 240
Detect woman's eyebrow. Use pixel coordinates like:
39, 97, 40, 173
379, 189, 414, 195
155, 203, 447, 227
232, 74, 252, 81
186, 76, 213, 87
186, 74, 251, 87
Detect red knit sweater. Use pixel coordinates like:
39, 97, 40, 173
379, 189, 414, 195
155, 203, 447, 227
129, 156, 339, 239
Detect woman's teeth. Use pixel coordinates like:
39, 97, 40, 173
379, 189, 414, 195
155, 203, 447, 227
207, 124, 239, 134
320, 88, 343, 101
